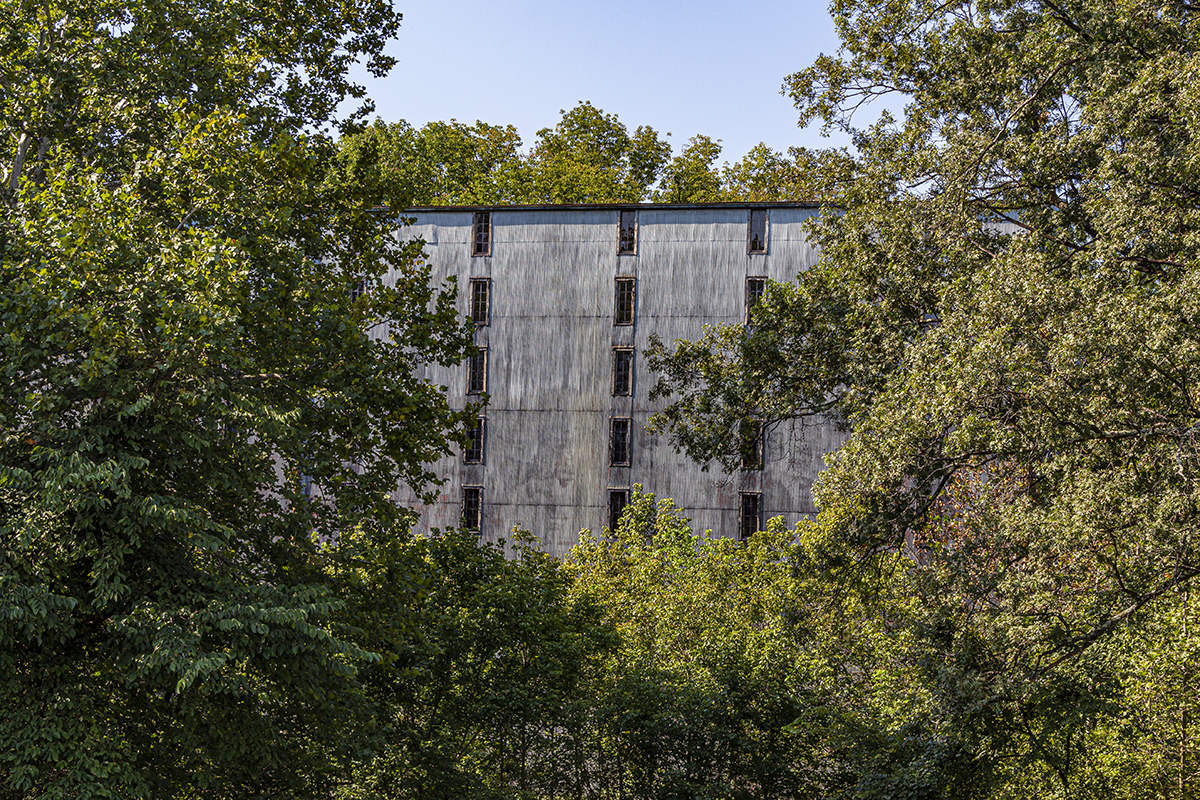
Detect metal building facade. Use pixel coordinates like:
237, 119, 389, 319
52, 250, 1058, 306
390, 203, 846, 557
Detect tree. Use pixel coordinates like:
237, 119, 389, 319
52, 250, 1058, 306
527, 101, 672, 204
563, 488, 920, 800
0, 1, 474, 796
721, 143, 852, 202
651, 135, 724, 203
646, 0, 1200, 793
332, 529, 613, 800
335, 103, 675, 207
331, 119, 528, 207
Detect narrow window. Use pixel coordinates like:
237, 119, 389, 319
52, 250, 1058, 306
472, 211, 491, 256
462, 486, 483, 530
748, 209, 767, 253
740, 420, 764, 471
610, 418, 631, 466
612, 348, 634, 396
470, 278, 490, 325
614, 278, 636, 325
739, 493, 762, 540
463, 417, 486, 464
618, 210, 638, 254
609, 489, 629, 531
745, 277, 766, 324
467, 349, 487, 395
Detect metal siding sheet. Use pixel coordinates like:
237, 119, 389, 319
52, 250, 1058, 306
392, 205, 842, 556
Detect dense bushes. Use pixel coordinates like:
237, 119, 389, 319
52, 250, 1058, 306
326, 491, 907, 799
323, 486, 1200, 800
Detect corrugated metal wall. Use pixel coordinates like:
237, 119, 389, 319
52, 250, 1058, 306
389, 204, 847, 557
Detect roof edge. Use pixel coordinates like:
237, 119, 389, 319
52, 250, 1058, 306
401, 201, 824, 212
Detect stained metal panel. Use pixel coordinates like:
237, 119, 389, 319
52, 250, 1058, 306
388, 204, 846, 557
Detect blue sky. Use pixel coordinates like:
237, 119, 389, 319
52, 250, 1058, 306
348, 0, 847, 164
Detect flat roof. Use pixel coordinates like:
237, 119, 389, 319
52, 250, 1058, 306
403, 201, 822, 212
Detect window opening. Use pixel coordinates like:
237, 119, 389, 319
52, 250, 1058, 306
467, 349, 487, 395
470, 279, 490, 325
463, 417, 485, 464
462, 486, 483, 530
748, 209, 767, 253
618, 210, 638, 254
739, 493, 762, 540
472, 211, 491, 256
609, 489, 629, 531
612, 348, 634, 396
745, 277, 766, 324
740, 420, 764, 471
614, 278, 636, 325
610, 418, 631, 466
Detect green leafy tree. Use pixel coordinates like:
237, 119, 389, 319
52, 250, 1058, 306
720, 144, 800, 201
647, 0, 1200, 794
652, 135, 724, 203
331, 119, 529, 207
525, 101, 672, 203
335, 103, 673, 206
721, 144, 854, 202
332, 529, 614, 800
565, 488, 928, 799
0, 1, 475, 797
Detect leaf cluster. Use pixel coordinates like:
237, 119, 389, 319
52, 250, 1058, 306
646, 0, 1200, 794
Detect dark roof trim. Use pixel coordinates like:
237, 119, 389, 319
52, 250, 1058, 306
402, 201, 823, 212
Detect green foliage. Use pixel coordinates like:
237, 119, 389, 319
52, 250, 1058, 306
333, 103, 675, 206
333, 103, 850, 207
651, 135, 724, 204
528, 102, 672, 204
332, 528, 614, 800
0, 0, 475, 797
720, 144, 855, 203
323, 489, 959, 800
328, 119, 528, 207
646, 0, 1200, 795
563, 488, 908, 799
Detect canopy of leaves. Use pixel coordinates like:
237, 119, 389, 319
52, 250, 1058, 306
0, 0, 475, 796
332, 102, 848, 206
646, 0, 1200, 794
332, 103, 675, 206
330, 490, 937, 800
330, 528, 614, 800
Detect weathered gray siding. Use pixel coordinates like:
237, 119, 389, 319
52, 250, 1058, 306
388, 204, 846, 557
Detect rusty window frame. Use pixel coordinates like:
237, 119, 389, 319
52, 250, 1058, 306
462, 486, 483, 530
467, 349, 487, 395
472, 211, 491, 256
740, 419, 764, 471
469, 278, 490, 325
614, 278, 636, 325
609, 418, 632, 466
612, 348, 634, 396
618, 210, 638, 254
463, 417, 486, 464
739, 492, 762, 540
748, 209, 768, 254
745, 277, 766, 324
608, 488, 629, 531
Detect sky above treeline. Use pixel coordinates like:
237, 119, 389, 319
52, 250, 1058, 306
347, 0, 848, 162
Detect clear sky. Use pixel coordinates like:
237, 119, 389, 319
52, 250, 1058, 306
348, 0, 847, 164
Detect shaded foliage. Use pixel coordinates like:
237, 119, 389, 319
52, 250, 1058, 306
333, 103, 838, 206
0, 0, 474, 796
646, 0, 1200, 796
